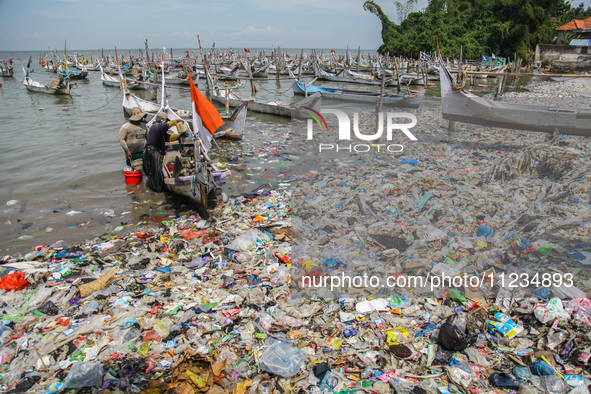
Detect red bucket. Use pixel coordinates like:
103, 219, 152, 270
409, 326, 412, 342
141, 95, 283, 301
124, 170, 142, 185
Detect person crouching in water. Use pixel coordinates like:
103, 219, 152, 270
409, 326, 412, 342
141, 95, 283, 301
144, 112, 185, 192
118, 107, 147, 168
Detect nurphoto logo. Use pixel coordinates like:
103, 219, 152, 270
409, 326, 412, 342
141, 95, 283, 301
304, 108, 418, 153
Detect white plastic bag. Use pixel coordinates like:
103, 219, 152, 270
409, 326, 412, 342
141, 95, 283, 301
534, 297, 570, 324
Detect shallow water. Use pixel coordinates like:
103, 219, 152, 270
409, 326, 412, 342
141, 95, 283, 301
0, 49, 532, 254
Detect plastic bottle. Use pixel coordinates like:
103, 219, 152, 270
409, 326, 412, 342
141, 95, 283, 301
259, 341, 307, 377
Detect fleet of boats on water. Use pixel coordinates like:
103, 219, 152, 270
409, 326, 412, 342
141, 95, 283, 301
4, 44, 591, 213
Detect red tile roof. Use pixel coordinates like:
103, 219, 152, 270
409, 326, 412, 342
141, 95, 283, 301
557, 16, 591, 31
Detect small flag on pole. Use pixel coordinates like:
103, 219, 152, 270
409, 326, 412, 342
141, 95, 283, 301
244, 48, 250, 53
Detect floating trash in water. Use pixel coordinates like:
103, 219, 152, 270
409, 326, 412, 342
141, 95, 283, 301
6, 200, 18, 206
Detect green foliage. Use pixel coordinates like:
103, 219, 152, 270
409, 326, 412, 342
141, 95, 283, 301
363, 0, 562, 60
394, 0, 417, 23
559, 32, 575, 45
554, 0, 591, 25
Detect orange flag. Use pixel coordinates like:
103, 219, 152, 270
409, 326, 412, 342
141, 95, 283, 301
188, 55, 224, 151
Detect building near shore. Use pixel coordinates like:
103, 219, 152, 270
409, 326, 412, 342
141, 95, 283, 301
535, 16, 591, 71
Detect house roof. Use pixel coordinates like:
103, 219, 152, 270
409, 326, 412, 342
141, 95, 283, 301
557, 16, 591, 31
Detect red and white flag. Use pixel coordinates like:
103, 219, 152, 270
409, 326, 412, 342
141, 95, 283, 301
244, 48, 250, 53
188, 55, 224, 152
330, 49, 336, 55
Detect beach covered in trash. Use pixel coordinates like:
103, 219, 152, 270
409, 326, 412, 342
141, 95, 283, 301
3, 82, 591, 394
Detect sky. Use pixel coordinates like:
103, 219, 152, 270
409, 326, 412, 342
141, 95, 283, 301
0, 0, 590, 52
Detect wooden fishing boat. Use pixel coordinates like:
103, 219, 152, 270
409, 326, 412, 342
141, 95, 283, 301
163, 70, 198, 86
121, 87, 161, 119
76, 58, 100, 71
100, 64, 145, 90
533, 68, 552, 82
205, 69, 322, 117
100, 63, 121, 88
144, 78, 232, 217
533, 68, 591, 84
313, 61, 386, 86
58, 66, 88, 80
214, 64, 240, 81
288, 68, 425, 108
21, 66, 71, 95
1, 63, 14, 77
252, 63, 270, 78
438, 59, 591, 136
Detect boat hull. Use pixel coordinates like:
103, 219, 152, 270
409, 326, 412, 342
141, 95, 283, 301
210, 91, 322, 117
439, 60, 591, 136
290, 72, 425, 108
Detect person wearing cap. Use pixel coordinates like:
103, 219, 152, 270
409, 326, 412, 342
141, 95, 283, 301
143, 112, 185, 192
118, 107, 147, 167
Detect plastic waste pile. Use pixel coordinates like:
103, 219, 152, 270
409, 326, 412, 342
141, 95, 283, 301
3, 102, 591, 394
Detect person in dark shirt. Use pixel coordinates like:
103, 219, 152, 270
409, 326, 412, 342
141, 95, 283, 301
143, 112, 184, 192
146, 112, 184, 152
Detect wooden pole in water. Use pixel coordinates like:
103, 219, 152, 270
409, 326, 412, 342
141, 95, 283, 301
377, 73, 386, 113
448, 121, 456, 132
395, 58, 402, 92
243, 57, 256, 94
276, 47, 280, 80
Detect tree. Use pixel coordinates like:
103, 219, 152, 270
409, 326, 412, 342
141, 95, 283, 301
554, 0, 591, 25
363, 0, 561, 60
394, 0, 418, 23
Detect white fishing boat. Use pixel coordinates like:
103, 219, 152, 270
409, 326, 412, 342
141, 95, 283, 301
289, 68, 425, 108
533, 68, 591, 84
1, 58, 14, 77
205, 69, 322, 118
438, 58, 591, 136
21, 65, 71, 95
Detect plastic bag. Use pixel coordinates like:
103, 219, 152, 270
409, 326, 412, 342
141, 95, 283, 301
530, 360, 556, 376
534, 298, 570, 324
448, 359, 476, 387
63, 362, 103, 388
438, 314, 476, 351
259, 341, 306, 377
489, 372, 521, 389
37, 301, 59, 316
0, 272, 29, 291
83, 300, 100, 315
226, 229, 262, 251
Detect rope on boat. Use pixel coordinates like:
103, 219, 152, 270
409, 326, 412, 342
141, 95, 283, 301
87, 87, 122, 112
452, 69, 467, 91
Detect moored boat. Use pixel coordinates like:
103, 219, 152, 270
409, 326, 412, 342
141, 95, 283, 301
438, 58, 591, 136
288, 68, 425, 108
205, 69, 322, 118
21, 65, 71, 95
